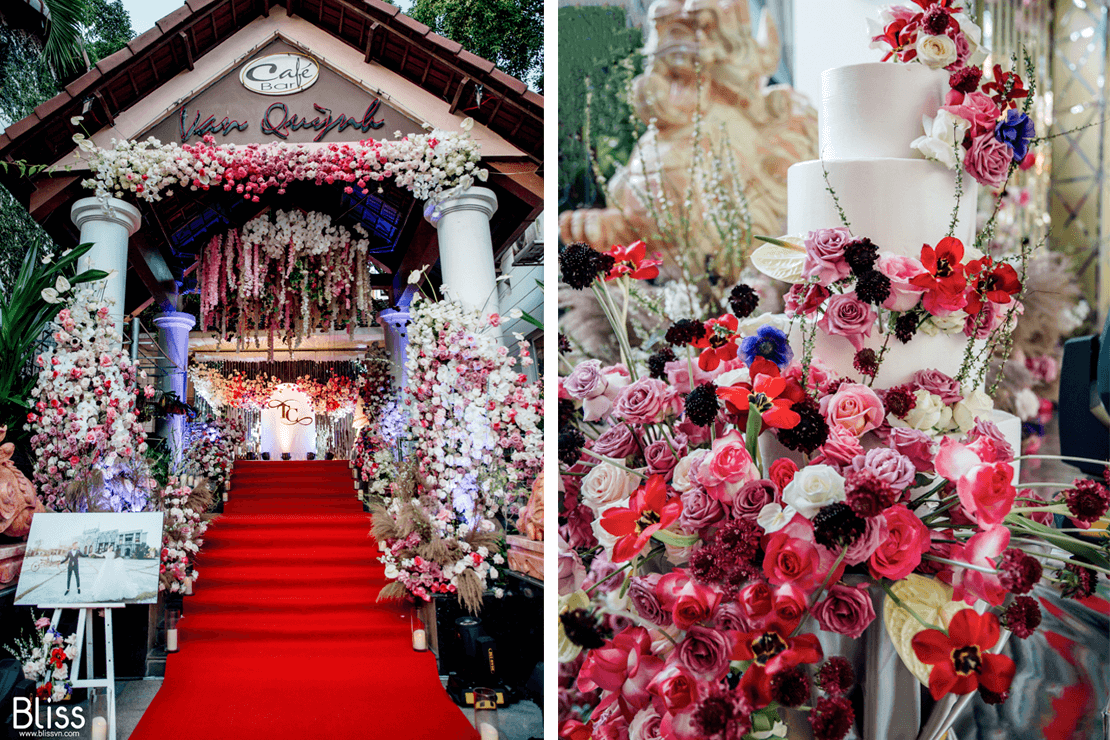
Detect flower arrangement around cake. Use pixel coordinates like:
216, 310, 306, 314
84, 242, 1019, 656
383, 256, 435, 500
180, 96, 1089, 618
5, 615, 78, 702
27, 287, 153, 512
557, 238, 1109, 740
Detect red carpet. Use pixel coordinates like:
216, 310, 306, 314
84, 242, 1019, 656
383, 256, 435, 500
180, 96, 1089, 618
129, 461, 479, 740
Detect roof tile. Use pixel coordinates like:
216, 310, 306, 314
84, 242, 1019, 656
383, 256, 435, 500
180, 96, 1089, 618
33, 92, 73, 120
457, 50, 495, 74
425, 32, 462, 55
127, 27, 162, 55
490, 69, 526, 95
0, 134, 11, 153
156, 5, 193, 33
393, 14, 430, 37
95, 46, 134, 74
186, 0, 223, 12
64, 68, 103, 98
366, 0, 401, 18
4, 114, 42, 140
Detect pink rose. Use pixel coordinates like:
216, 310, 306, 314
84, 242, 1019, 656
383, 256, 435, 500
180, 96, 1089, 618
628, 707, 664, 740
822, 382, 885, 436
943, 91, 1001, 137
784, 283, 831, 317
767, 459, 797, 499
763, 514, 846, 593
966, 419, 1015, 464
818, 293, 876, 352
951, 526, 1010, 606
956, 461, 1017, 527
644, 435, 686, 480
964, 132, 1012, 188
868, 504, 930, 580
675, 625, 733, 680
878, 253, 927, 311
565, 360, 629, 421
577, 626, 665, 712
737, 582, 774, 626
812, 425, 865, 468
613, 378, 675, 424
559, 534, 587, 593
629, 573, 671, 627
884, 427, 937, 473
912, 369, 963, 404
647, 665, 698, 713
847, 448, 916, 495
679, 488, 726, 533
665, 360, 716, 395
695, 430, 760, 502
592, 423, 640, 459
813, 582, 877, 639
772, 583, 808, 632
732, 479, 777, 520
802, 227, 853, 286
843, 514, 888, 565
711, 601, 750, 632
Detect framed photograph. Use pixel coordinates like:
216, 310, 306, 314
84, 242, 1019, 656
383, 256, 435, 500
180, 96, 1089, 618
14, 512, 164, 606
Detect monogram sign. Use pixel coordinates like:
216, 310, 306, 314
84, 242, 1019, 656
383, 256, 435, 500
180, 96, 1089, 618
266, 399, 314, 426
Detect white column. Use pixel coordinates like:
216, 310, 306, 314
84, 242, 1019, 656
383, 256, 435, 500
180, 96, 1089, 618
153, 311, 196, 459
378, 308, 410, 391
424, 187, 500, 320
70, 197, 142, 337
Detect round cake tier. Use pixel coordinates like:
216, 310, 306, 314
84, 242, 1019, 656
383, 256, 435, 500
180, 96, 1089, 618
787, 158, 979, 257
819, 62, 950, 159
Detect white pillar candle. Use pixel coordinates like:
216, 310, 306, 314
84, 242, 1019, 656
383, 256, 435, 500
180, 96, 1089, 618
167, 628, 178, 652
222, 490, 229, 502
478, 722, 498, 740
184, 577, 193, 596
91, 716, 108, 740
412, 628, 426, 651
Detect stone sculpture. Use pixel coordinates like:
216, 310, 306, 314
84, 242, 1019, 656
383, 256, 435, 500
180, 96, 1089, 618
0, 426, 46, 539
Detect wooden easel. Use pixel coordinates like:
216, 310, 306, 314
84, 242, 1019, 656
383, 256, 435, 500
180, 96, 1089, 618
42, 603, 122, 740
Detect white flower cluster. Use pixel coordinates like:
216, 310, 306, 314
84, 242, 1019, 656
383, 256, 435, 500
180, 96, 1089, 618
17, 628, 78, 702
160, 480, 209, 592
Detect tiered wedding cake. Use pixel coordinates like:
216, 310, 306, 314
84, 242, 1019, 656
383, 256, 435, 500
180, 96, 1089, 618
788, 62, 980, 389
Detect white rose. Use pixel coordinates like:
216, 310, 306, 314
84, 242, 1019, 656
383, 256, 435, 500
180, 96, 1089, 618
1012, 387, 1040, 421
782, 464, 845, 519
952, 13, 988, 67
671, 449, 707, 493
916, 34, 958, 68
953, 388, 995, 431
911, 110, 971, 169
581, 463, 638, 512
900, 390, 948, 431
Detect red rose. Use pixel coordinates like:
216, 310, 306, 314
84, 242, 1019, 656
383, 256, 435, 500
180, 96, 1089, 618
763, 515, 846, 593
868, 504, 930, 580
738, 582, 774, 625
768, 458, 798, 497
647, 664, 698, 712
656, 571, 722, 630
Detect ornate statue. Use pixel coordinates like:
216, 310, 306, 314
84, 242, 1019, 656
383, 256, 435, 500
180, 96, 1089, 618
0, 426, 46, 539
559, 0, 817, 283
516, 474, 544, 542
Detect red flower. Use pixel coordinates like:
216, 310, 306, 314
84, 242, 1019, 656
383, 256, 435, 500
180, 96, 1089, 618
910, 237, 969, 315
716, 357, 804, 430
911, 608, 1016, 700
599, 474, 683, 562
692, 314, 740, 371
605, 240, 662, 282
733, 624, 824, 708
964, 257, 1021, 315
981, 65, 1029, 110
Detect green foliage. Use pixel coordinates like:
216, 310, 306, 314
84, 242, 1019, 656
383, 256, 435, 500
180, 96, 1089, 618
557, 6, 643, 211
0, 185, 55, 297
41, 0, 89, 74
0, 27, 61, 128
81, 0, 133, 66
410, 0, 542, 90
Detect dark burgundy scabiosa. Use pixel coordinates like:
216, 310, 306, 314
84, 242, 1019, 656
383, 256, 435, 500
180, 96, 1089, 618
559, 243, 611, 289
691, 685, 751, 739
996, 549, 1043, 595
729, 283, 760, 319
777, 396, 830, 454
558, 429, 586, 467
853, 348, 880, 378
845, 468, 898, 518
816, 657, 855, 696
685, 383, 722, 427
559, 609, 607, 650
667, 318, 708, 346
999, 595, 1042, 639
771, 666, 812, 707
810, 695, 855, 740
647, 347, 677, 380
558, 332, 572, 354
559, 398, 579, 429
922, 4, 952, 35
1057, 563, 1098, 600
844, 237, 879, 275
1065, 478, 1110, 524
950, 66, 984, 94
854, 269, 892, 306
882, 384, 918, 420
894, 312, 920, 344
690, 518, 763, 597
812, 502, 867, 550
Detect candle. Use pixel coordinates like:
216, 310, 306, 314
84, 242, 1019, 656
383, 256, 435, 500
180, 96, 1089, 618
167, 628, 178, 652
412, 628, 426, 651
222, 490, 229, 503
91, 716, 108, 740
184, 577, 193, 596
478, 722, 498, 740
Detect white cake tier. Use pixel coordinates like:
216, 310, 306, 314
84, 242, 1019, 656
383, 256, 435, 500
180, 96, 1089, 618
819, 62, 950, 159
787, 157, 979, 257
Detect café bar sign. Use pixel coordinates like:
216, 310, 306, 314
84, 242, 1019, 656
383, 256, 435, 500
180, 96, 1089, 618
240, 53, 320, 95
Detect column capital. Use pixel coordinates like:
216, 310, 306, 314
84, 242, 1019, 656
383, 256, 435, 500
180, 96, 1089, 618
424, 186, 498, 227
378, 308, 411, 329
70, 197, 142, 236
153, 311, 197, 333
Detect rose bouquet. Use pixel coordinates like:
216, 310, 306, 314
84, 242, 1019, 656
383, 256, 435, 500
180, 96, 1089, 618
557, 240, 1108, 740
351, 425, 396, 499
4, 616, 78, 702
181, 415, 244, 494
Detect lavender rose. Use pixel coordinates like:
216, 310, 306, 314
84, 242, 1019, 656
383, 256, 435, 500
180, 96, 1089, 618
644, 434, 688, 480
613, 377, 675, 425
817, 293, 876, 352
912, 369, 963, 404
813, 582, 877, 638
847, 448, 917, 495
593, 423, 640, 459
563, 359, 607, 400
676, 625, 732, 680
733, 479, 777, 520
802, 227, 853, 286
964, 132, 1012, 188
559, 534, 587, 593
712, 601, 751, 632
843, 515, 889, 565
628, 573, 671, 626
884, 427, 937, 473
680, 488, 726, 532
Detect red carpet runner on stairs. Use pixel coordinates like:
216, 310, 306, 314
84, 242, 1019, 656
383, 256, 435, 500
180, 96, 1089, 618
129, 461, 480, 740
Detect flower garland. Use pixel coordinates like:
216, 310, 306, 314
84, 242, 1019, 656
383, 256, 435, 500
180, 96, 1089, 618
199, 209, 378, 355
351, 426, 396, 498
159, 478, 210, 592
190, 365, 362, 418
28, 287, 152, 511
5, 617, 78, 702
868, 2, 1036, 187
76, 124, 487, 204
181, 416, 245, 493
